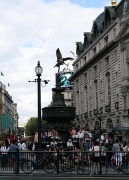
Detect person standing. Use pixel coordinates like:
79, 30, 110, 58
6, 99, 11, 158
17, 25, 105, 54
92, 141, 100, 174
21, 139, 27, 150
9, 132, 15, 145
84, 134, 91, 150
77, 128, 84, 149
34, 132, 38, 151
100, 133, 105, 144
47, 129, 52, 142
9, 140, 19, 173
70, 127, 77, 139
1, 142, 10, 167
112, 139, 122, 166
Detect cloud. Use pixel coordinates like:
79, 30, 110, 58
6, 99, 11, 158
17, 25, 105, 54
0, 0, 104, 125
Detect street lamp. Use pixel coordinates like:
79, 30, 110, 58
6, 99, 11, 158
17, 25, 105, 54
97, 109, 103, 175
35, 61, 43, 146
29, 61, 49, 149
97, 109, 103, 137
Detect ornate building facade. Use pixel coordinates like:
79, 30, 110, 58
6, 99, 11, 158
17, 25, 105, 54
0, 82, 19, 136
70, 0, 129, 141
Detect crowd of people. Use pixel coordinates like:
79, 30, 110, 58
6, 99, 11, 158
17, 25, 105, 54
0, 127, 129, 174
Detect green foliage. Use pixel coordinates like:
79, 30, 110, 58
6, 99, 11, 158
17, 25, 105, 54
25, 117, 47, 136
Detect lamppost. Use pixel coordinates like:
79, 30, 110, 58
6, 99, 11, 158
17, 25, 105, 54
29, 61, 49, 148
35, 61, 43, 145
97, 109, 103, 138
97, 109, 103, 175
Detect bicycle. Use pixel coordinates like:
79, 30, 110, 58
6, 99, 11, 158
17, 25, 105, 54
101, 155, 128, 174
21, 153, 56, 174
76, 160, 91, 175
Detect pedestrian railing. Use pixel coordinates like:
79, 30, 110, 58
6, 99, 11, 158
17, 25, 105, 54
0, 150, 129, 175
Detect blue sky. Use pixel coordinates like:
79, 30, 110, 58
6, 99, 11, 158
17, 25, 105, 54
0, 0, 122, 125
43, 0, 121, 8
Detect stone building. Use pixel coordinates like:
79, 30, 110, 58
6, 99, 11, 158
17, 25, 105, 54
0, 81, 19, 136
69, 0, 129, 141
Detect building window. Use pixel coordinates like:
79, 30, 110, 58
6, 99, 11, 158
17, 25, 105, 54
88, 52, 90, 60
80, 61, 81, 67
84, 86, 88, 112
100, 61, 101, 70
115, 72, 118, 84
90, 87, 92, 96
83, 56, 87, 63
114, 28, 116, 38
99, 42, 101, 51
100, 81, 102, 92
93, 47, 96, 56
123, 96, 127, 108
104, 35, 108, 45
107, 73, 111, 105
114, 50, 117, 60
101, 100, 103, 107
116, 94, 119, 102
71, 94, 73, 100
84, 73, 87, 82
89, 69, 90, 77
116, 119, 120, 126
93, 65, 97, 75
76, 91, 79, 114
107, 119, 113, 129
76, 79, 79, 90
94, 80, 98, 108
76, 64, 78, 70
105, 56, 109, 67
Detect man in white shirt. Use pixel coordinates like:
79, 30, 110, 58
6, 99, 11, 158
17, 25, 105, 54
67, 139, 74, 150
21, 140, 27, 150
77, 128, 84, 149
100, 133, 105, 144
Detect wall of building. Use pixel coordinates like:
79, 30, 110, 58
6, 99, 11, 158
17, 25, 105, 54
70, 1, 129, 142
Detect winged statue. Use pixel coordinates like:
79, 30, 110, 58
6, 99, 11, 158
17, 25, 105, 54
54, 48, 74, 73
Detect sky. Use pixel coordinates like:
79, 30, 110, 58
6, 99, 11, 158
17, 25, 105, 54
0, 0, 121, 126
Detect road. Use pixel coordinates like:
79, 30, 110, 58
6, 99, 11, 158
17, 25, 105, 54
0, 176, 129, 180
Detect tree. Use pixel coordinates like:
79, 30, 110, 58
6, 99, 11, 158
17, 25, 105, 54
25, 117, 47, 136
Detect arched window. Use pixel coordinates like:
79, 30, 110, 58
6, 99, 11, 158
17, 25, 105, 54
116, 119, 120, 127
105, 72, 111, 105
95, 121, 100, 129
107, 119, 113, 130
94, 80, 98, 108
84, 86, 88, 112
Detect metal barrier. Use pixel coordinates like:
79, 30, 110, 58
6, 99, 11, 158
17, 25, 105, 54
0, 150, 129, 175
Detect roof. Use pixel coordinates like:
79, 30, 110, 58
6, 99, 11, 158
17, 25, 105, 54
95, 11, 105, 23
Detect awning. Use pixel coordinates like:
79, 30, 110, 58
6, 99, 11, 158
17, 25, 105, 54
113, 126, 129, 131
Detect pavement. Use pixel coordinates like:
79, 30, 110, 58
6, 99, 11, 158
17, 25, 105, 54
1, 175, 129, 180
